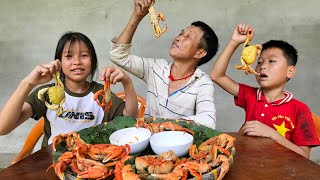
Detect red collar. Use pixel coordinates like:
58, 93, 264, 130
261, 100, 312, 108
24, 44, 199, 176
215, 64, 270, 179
168, 67, 195, 81
256, 89, 293, 105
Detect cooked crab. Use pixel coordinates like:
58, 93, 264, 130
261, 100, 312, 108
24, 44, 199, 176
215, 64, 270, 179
148, 2, 167, 38
37, 71, 65, 115
94, 81, 112, 113
235, 33, 262, 75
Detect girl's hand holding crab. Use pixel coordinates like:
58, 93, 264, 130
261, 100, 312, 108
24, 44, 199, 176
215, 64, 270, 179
99, 66, 132, 86
99, 66, 138, 117
24, 59, 61, 87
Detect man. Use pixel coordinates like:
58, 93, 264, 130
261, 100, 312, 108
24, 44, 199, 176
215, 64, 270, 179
109, 0, 219, 129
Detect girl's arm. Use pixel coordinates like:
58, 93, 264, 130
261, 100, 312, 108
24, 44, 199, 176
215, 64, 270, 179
0, 60, 61, 134
0, 79, 34, 134
100, 66, 139, 118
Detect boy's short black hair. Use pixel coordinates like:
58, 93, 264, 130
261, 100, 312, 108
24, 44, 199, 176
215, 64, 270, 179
191, 21, 219, 67
261, 40, 298, 66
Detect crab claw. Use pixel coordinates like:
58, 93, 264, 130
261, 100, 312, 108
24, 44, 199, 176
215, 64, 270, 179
77, 166, 113, 179
52, 134, 67, 151
154, 24, 167, 38
158, 12, 165, 21
46, 161, 67, 180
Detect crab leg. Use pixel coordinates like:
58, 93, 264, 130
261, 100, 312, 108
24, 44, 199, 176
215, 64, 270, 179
148, 4, 167, 38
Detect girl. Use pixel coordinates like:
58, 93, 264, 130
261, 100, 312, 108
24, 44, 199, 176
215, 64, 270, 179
0, 32, 138, 146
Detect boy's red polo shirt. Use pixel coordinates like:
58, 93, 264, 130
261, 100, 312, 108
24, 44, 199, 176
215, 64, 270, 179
234, 84, 320, 146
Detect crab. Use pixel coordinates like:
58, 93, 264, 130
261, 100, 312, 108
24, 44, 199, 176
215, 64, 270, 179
37, 71, 65, 116
134, 120, 194, 135
52, 131, 86, 151
77, 143, 130, 163
46, 151, 80, 180
94, 81, 112, 113
197, 133, 236, 153
148, 2, 167, 38
114, 161, 141, 180
135, 150, 178, 176
75, 156, 114, 179
48, 151, 113, 180
235, 33, 262, 75
188, 133, 236, 180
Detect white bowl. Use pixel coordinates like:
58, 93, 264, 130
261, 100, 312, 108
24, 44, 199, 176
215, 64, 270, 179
109, 127, 152, 154
150, 131, 194, 157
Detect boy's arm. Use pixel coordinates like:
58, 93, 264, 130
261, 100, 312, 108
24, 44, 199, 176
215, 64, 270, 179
240, 120, 310, 158
211, 24, 255, 97
0, 60, 61, 135
272, 133, 310, 158
210, 40, 240, 97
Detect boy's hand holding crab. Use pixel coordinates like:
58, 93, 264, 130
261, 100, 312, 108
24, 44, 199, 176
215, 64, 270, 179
233, 24, 262, 75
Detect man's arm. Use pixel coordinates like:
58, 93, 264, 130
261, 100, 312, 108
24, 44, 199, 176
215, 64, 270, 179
114, 0, 151, 44
210, 24, 255, 97
109, 0, 155, 81
184, 79, 216, 129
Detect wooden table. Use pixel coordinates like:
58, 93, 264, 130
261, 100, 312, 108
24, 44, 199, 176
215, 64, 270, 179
1, 132, 320, 180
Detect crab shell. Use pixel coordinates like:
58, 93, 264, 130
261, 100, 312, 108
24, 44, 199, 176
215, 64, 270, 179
135, 155, 174, 174
48, 86, 65, 104
241, 44, 262, 65
38, 86, 65, 104
38, 85, 65, 116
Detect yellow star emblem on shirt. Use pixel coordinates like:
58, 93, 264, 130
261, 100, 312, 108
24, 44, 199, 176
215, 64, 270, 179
273, 121, 290, 137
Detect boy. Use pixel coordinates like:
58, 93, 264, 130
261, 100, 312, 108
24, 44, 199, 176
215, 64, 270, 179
210, 24, 320, 158
109, 0, 219, 129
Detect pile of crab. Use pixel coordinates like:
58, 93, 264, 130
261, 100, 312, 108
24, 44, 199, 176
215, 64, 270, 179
48, 120, 236, 180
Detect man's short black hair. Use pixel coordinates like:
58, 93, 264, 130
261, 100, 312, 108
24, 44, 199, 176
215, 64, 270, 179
191, 21, 219, 66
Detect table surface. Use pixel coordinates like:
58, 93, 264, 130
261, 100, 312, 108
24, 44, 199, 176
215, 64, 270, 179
1, 132, 320, 180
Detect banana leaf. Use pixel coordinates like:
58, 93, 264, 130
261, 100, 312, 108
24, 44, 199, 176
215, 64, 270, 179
77, 116, 221, 146
52, 116, 235, 180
